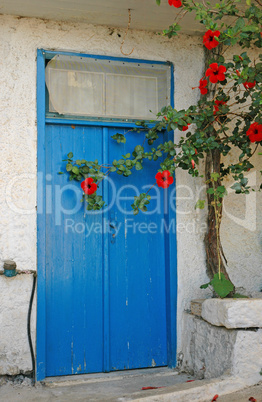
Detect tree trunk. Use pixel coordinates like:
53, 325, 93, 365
204, 148, 230, 280
202, 46, 233, 285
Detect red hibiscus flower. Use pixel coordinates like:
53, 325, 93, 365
246, 122, 262, 143
81, 178, 97, 195
168, 0, 182, 7
206, 63, 227, 84
243, 81, 256, 89
203, 30, 221, 50
213, 100, 227, 115
182, 124, 190, 131
198, 78, 208, 95
155, 170, 174, 189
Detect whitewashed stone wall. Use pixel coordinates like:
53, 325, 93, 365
182, 312, 262, 387
0, 275, 36, 375
0, 14, 261, 374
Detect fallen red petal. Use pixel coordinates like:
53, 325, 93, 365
211, 395, 219, 402
249, 398, 257, 402
186, 380, 195, 382
141, 386, 165, 390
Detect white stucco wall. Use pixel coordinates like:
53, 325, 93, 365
0, 275, 36, 375
221, 151, 262, 292
0, 14, 261, 375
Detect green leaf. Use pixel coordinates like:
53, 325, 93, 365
67, 152, 73, 159
66, 163, 73, 172
233, 293, 248, 298
211, 273, 234, 298
211, 172, 220, 181
235, 18, 245, 31
195, 200, 206, 209
72, 166, 79, 174
200, 282, 210, 289
207, 188, 214, 194
135, 162, 143, 170
134, 145, 144, 153
231, 182, 242, 193
217, 186, 227, 196
156, 0, 161, 5
111, 133, 126, 144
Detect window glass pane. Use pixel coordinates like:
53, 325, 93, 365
47, 69, 104, 116
106, 74, 158, 119
45, 54, 170, 120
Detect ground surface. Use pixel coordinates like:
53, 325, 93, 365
0, 370, 261, 402
216, 383, 262, 402
0, 368, 192, 401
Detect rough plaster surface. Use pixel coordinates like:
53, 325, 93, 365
201, 298, 262, 328
0, 275, 36, 375
0, 13, 261, 375
181, 313, 262, 389
221, 150, 262, 293
232, 329, 262, 386
220, 44, 262, 292
181, 313, 237, 380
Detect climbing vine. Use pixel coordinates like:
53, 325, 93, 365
60, 0, 262, 297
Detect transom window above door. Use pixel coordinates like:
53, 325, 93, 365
45, 54, 171, 121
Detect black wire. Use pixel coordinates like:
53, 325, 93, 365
27, 274, 36, 384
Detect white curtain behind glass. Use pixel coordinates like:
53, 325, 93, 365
106, 74, 158, 119
45, 55, 170, 120
47, 69, 104, 116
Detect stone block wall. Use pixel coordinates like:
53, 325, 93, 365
181, 312, 262, 387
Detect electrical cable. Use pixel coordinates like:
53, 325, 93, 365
27, 274, 37, 383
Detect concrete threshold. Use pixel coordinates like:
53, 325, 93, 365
42, 370, 262, 402
43, 367, 183, 388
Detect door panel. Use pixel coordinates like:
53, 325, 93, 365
45, 124, 104, 376
45, 123, 168, 376
108, 128, 167, 370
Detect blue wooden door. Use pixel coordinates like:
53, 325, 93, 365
45, 122, 169, 376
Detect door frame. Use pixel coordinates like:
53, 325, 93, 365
36, 49, 177, 381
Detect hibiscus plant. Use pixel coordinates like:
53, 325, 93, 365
61, 0, 262, 298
